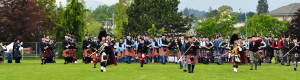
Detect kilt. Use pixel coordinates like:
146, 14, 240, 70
250, 51, 259, 61
246, 50, 250, 57
117, 51, 123, 59
41, 51, 47, 57
138, 53, 147, 61
219, 50, 227, 58
125, 48, 134, 56
177, 50, 182, 58
273, 50, 280, 57
159, 47, 169, 56
62, 49, 70, 57
70, 49, 77, 59
259, 50, 265, 58
147, 49, 152, 57
291, 53, 298, 61
152, 48, 159, 56
213, 51, 220, 57
186, 54, 197, 64
47, 50, 55, 58
91, 53, 98, 61
197, 49, 206, 58
170, 49, 178, 56
83, 49, 92, 57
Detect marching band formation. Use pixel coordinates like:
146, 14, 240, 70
2, 30, 300, 73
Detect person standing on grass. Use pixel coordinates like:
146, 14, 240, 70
137, 39, 147, 67
249, 35, 263, 70
289, 37, 299, 71
229, 34, 242, 72
185, 36, 197, 73
40, 38, 47, 65
124, 35, 134, 64
13, 39, 22, 63
62, 34, 70, 64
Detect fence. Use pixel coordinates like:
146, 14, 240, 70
1, 42, 84, 60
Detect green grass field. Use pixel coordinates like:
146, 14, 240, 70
0, 58, 299, 80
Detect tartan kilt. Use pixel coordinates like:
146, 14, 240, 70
152, 48, 159, 56
70, 49, 77, 59
197, 49, 207, 58
213, 51, 220, 57
220, 50, 227, 58
117, 51, 122, 59
48, 50, 55, 58
138, 53, 147, 60
83, 49, 92, 57
182, 56, 187, 63
125, 48, 134, 56
62, 50, 70, 57
187, 54, 197, 64
41, 51, 47, 57
91, 53, 98, 60
259, 50, 265, 58
159, 47, 169, 56
177, 50, 182, 58
147, 49, 152, 57
246, 50, 250, 57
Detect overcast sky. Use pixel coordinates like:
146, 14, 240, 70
56, 0, 300, 12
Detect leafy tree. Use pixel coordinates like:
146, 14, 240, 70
257, 0, 269, 15
113, 0, 130, 40
239, 13, 289, 37
0, 0, 46, 42
194, 9, 238, 37
90, 5, 117, 21
126, 0, 189, 35
147, 24, 157, 38
62, 0, 89, 42
286, 8, 300, 38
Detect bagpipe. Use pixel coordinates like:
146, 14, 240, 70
283, 42, 300, 58
89, 41, 109, 62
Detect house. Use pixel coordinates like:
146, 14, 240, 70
267, 3, 300, 21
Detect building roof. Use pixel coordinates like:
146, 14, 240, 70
267, 3, 300, 16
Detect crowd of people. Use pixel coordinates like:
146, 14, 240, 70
1, 31, 299, 73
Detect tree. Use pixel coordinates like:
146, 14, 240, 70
126, 0, 189, 35
90, 4, 117, 21
147, 24, 157, 38
183, 8, 189, 16
286, 8, 300, 38
194, 9, 238, 37
0, 0, 45, 42
62, 0, 89, 42
203, 9, 218, 18
256, 0, 269, 15
113, 0, 130, 41
239, 13, 289, 37
85, 18, 103, 37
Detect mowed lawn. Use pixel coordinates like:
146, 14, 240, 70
0, 58, 299, 80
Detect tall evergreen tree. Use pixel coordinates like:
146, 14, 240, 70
256, 0, 269, 15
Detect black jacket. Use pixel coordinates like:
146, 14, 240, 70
185, 42, 196, 55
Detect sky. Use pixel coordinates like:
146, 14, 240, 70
56, 0, 300, 12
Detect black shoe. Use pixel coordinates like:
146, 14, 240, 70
281, 63, 284, 65
101, 70, 103, 72
183, 70, 186, 72
287, 65, 290, 66
250, 69, 253, 70
294, 68, 297, 71
94, 66, 96, 68
188, 71, 192, 73
41, 63, 43, 65
64, 63, 67, 64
